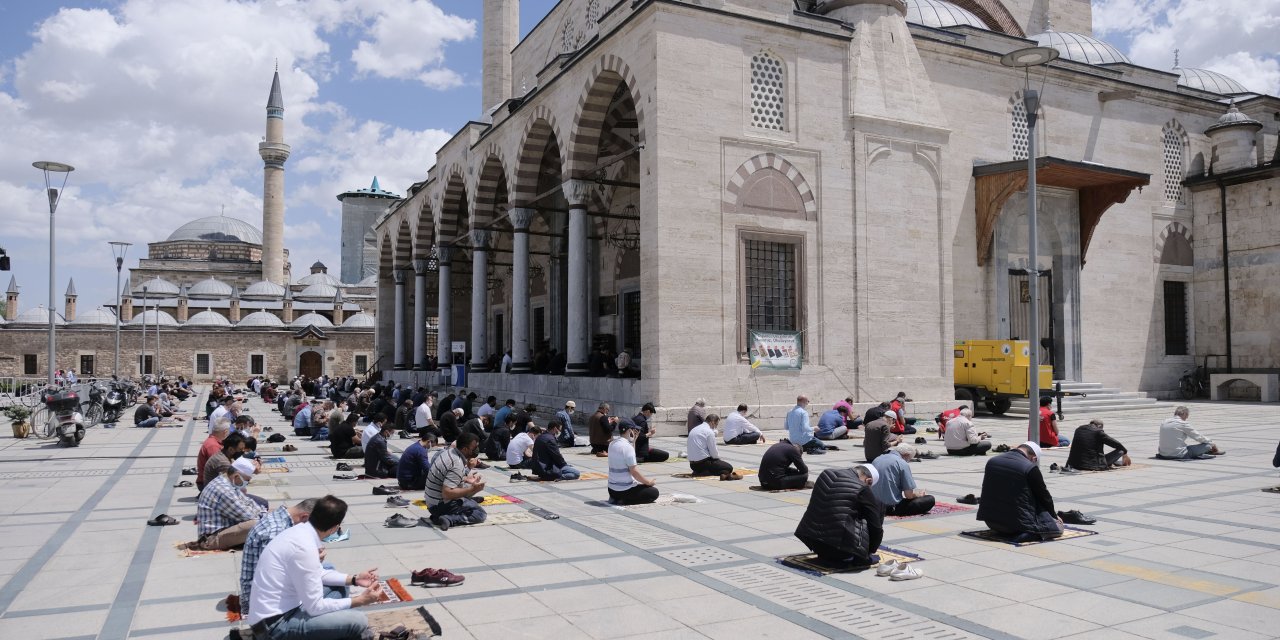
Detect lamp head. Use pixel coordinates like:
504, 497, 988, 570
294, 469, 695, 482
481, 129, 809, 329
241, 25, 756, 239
1000, 47, 1059, 69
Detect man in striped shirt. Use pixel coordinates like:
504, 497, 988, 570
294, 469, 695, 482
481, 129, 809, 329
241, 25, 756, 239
423, 432, 487, 531
239, 499, 318, 616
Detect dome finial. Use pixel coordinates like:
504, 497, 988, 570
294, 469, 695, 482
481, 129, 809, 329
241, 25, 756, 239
1173, 48, 1180, 69
1043, 7, 1053, 32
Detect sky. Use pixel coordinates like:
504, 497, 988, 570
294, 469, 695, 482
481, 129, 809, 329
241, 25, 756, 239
0, 0, 1276, 315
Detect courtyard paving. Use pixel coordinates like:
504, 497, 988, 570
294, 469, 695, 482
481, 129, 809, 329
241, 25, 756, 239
0, 391, 1277, 639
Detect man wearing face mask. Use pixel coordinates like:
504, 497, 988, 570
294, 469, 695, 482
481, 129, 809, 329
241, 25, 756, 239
608, 420, 659, 505
423, 432, 488, 531
794, 465, 887, 568
238, 498, 319, 617
977, 441, 1065, 541
186, 457, 267, 551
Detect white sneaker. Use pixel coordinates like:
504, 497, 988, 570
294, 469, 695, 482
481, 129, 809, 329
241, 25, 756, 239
875, 559, 899, 577
889, 564, 923, 581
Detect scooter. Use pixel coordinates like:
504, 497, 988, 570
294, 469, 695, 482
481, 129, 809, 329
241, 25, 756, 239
102, 380, 129, 423
43, 388, 85, 447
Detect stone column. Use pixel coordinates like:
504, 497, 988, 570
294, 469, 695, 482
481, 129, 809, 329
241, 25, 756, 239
508, 207, 534, 372
393, 269, 407, 369
470, 231, 492, 371
562, 179, 594, 376
549, 235, 565, 352
436, 245, 453, 372
412, 259, 429, 369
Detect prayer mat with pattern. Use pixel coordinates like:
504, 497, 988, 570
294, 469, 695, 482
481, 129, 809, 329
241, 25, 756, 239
959, 526, 1097, 546
888, 501, 974, 519
749, 481, 814, 492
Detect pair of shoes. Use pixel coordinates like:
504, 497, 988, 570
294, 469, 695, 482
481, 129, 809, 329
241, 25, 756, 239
333, 474, 355, 480
172, 480, 193, 488
914, 437, 927, 444
373, 485, 400, 496
411, 567, 465, 586
804, 446, 826, 456
379, 624, 410, 640
875, 559, 899, 576
386, 496, 410, 508
147, 514, 179, 526
509, 472, 526, 482
335, 463, 353, 471
876, 560, 923, 581
384, 513, 417, 528
181, 467, 197, 475
1058, 509, 1097, 525
1059, 465, 1079, 474
956, 494, 979, 505
917, 451, 939, 460
282, 444, 297, 452
430, 515, 451, 531
262, 426, 274, 432
1049, 462, 1060, 472
994, 444, 1010, 453
925, 427, 939, 433
720, 472, 743, 481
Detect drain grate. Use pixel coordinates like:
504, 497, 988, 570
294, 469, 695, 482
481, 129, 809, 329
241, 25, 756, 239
280, 460, 343, 469
578, 513, 695, 549
656, 546, 746, 567
0, 468, 169, 480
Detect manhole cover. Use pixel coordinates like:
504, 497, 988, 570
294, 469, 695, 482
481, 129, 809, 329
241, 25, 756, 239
656, 546, 745, 567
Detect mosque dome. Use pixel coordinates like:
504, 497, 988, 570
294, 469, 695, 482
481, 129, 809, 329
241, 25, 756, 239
1176, 67, 1250, 95
297, 272, 342, 287
906, 0, 989, 29
128, 309, 179, 328
185, 309, 232, 328
187, 277, 233, 300
166, 215, 263, 245
296, 282, 338, 302
133, 277, 180, 297
340, 312, 376, 329
235, 310, 286, 329
355, 274, 377, 287
12, 305, 66, 326
69, 307, 117, 327
290, 312, 334, 329
1206, 103, 1263, 133
242, 280, 286, 300
1032, 30, 1130, 65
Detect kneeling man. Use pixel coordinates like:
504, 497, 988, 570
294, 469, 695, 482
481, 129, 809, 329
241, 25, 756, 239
977, 442, 1063, 541
794, 465, 883, 565
872, 444, 935, 516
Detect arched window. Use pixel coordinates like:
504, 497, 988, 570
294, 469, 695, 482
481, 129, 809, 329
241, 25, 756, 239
750, 52, 786, 131
1010, 94, 1029, 160
1162, 123, 1187, 203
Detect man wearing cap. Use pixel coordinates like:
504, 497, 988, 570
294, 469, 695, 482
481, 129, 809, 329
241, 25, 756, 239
863, 410, 902, 463
608, 420, 658, 505
555, 401, 583, 447
977, 442, 1063, 541
872, 444, 935, 516
794, 465, 885, 565
187, 457, 267, 551
786, 396, 825, 455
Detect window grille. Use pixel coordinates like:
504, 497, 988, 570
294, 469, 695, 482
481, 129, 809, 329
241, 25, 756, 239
354, 354, 369, 374
622, 291, 642, 357
1163, 281, 1189, 356
249, 354, 265, 376
1011, 98, 1029, 160
195, 353, 211, 376
23, 354, 37, 376
750, 53, 786, 131
744, 239, 797, 332
1162, 126, 1185, 203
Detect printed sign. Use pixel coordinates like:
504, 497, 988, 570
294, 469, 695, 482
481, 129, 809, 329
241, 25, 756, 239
451, 341, 466, 353
748, 330, 802, 370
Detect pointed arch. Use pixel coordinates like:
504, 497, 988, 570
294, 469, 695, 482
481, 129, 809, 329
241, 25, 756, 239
949, 0, 1025, 36
392, 219, 412, 269
567, 55, 646, 178
438, 166, 469, 243
474, 149, 510, 230
723, 152, 818, 221
512, 110, 564, 206
1157, 221, 1194, 266
1161, 120, 1189, 204
412, 197, 435, 259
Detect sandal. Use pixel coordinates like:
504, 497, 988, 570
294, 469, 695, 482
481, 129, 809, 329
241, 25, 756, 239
148, 514, 179, 526
172, 480, 193, 488
956, 493, 979, 505
282, 444, 297, 452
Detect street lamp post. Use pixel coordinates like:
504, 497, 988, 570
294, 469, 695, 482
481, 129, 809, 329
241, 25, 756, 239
109, 242, 131, 378
33, 161, 75, 387
1000, 46, 1058, 443
141, 285, 148, 378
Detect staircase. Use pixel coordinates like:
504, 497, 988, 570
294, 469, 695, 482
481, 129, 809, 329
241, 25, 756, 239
1006, 381, 1160, 417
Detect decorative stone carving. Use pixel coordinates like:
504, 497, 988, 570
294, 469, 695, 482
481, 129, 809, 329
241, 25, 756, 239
508, 207, 535, 231
562, 179, 596, 208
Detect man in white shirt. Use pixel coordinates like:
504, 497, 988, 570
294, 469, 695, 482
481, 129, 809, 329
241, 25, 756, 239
944, 408, 991, 456
414, 395, 435, 432
361, 415, 386, 452
688, 415, 736, 478
207, 396, 233, 433
247, 495, 383, 638
723, 404, 765, 445
1158, 406, 1223, 459
608, 421, 658, 505
507, 426, 537, 469
477, 396, 497, 420
500, 350, 512, 373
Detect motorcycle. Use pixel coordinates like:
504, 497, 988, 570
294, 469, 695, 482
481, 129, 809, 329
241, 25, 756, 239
102, 380, 129, 423
43, 387, 85, 447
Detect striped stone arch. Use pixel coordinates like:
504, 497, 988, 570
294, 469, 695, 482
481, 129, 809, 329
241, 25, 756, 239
512, 106, 565, 206
412, 199, 435, 259
950, 0, 1024, 36
437, 165, 469, 243
392, 218, 413, 269
567, 54, 646, 178
723, 153, 818, 221
473, 145, 510, 230
1156, 221, 1194, 266
378, 230, 394, 275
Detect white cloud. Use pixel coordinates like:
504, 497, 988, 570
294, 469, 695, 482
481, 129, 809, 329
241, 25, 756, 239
347, 0, 475, 88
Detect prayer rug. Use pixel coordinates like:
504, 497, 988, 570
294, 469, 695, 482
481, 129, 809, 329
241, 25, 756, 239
888, 502, 975, 520
1065, 463, 1150, 474
261, 457, 287, 464
260, 466, 289, 474
959, 526, 1097, 546
527, 507, 560, 520
531, 471, 607, 481
778, 546, 923, 576
748, 481, 814, 492
365, 605, 440, 639
672, 469, 757, 479
477, 511, 542, 526
175, 542, 235, 558
1261, 486, 1280, 494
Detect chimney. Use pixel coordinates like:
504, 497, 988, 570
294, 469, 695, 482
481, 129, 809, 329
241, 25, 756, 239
482, 0, 519, 112
176, 285, 189, 323
63, 279, 77, 322
229, 288, 241, 323
332, 289, 345, 326
6, 275, 19, 321
120, 294, 134, 322
282, 286, 294, 323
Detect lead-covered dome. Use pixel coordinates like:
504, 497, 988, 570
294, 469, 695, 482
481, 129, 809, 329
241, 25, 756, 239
290, 312, 334, 329
340, 312, 376, 329
297, 272, 342, 287
235, 310, 286, 329
128, 309, 179, 328
12, 305, 66, 326
296, 283, 338, 302
69, 307, 117, 327
242, 280, 286, 300
188, 277, 233, 300
1033, 30, 1130, 65
906, 0, 988, 29
133, 277, 180, 297
1176, 67, 1250, 95
185, 309, 232, 328
166, 216, 263, 244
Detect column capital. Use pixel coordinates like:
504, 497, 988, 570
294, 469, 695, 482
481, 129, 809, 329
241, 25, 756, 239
508, 207, 535, 230
392, 269, 406, 285
470, 230, 492, 249
412, 259, 429, 275
436, 244, 453, 264
562, 179, 597, 208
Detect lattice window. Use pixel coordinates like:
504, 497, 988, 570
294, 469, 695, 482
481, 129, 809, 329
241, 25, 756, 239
1011, 97, 1029, 160
750, 53, 786, 131
744, 239, 797, 332
195, 353, 211, 376
1162, 125, 1186, 203
1163, 281, 1189, 356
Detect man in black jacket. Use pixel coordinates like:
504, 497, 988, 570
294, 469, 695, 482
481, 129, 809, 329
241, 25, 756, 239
758, 440, 808, 490
531, 423, 581, 481
1065, 420, 1129, 471
363, 420, 399, 479
977, 442, 1063, 540
794, 466, 883, 565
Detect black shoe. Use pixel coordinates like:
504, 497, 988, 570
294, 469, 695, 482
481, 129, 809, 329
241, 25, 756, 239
1058, 509, 1096, 525
473, 461, 491, 470
333, 474, 355, 480
994, 444, 1010, 453
181, 467, 196, 476
335, 463, 352, 471
418, 606, 443, 636
431, 515, 450, 531
1049, 463, 1060, 472
373, 485, 400, 496
918, 451, 939, 460
509, 473, 526, 483
957, 493, 979, 505
914, 437, 927, 444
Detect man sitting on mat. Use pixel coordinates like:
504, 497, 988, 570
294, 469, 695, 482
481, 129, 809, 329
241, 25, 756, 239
187, 457, 267, 551
723, 404, 765, 445
1066, 420, 1130, 471
816, 406, 851, 441
794, 465, 884, 565
328, 413, 363, 460
363, 419, 399, 479
239, 498, 318, 617
872, 444, 935, 516
506, 423, 538, 469
863, 410, 902, 463
758, 439, 808, 490
944, 408, 992, 456
688, 414, 737, 479
632, 404, 671, 463
423, 432, 488, 530
532, 421, 581, 481
977, 442, 1064, 541
608, 420, 659, 505
398, 430, 439, 491
1158, 406, 1224, 459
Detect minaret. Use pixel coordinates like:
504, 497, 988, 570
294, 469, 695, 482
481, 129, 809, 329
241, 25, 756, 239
63, 279, 77, 323
259, 67, 291, 285
482, 0, 519, 111
6, 276, 19, 321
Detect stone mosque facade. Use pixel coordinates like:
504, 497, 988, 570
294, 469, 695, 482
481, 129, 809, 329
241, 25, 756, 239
0, 73, 376, 382
353, 0, 1275, 415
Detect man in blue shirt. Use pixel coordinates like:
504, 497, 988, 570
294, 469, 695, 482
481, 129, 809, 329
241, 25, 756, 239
816, 406, 850, 440
871, 444, 934, 516
494, 399, 516, 433
292, 401, 313, 436
785, 396, 824, 455
398, 430, 439, 490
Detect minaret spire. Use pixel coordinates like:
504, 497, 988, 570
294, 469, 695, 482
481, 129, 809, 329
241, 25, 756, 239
259, 68, 291, 285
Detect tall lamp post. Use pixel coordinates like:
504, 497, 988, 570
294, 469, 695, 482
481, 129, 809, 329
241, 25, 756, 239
109, 242, 131, 378
141, 285, 148, 378
33, 161, 75, 386
1000, 46, 1058, 443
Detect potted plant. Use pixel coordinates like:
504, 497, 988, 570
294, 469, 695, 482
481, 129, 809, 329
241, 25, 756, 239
4, 405, 31, 439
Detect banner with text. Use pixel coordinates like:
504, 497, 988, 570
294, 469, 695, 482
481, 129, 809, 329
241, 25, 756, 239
748, 330, 803, 371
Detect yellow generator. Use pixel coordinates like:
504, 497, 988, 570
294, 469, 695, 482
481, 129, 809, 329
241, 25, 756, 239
954, 340, 1053, 415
